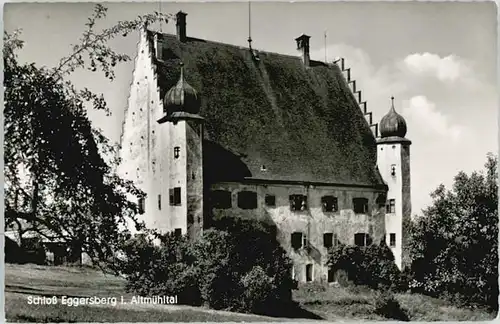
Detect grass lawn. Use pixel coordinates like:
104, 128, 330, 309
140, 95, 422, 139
5, 263, 498, 322
293, 284, 497, 321
4, 263, 282, 322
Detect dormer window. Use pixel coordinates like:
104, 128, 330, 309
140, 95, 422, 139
322, 196, 338, 213
174, 146, 180, 159
290, 195, 307, 211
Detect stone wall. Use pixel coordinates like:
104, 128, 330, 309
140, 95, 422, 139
209, 181, 386, 283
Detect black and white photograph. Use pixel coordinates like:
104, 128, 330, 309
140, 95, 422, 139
3, 1, 498, 322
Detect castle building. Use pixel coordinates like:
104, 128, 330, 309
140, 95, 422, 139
118, 11, 412, 282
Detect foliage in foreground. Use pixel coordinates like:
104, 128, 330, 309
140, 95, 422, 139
118, 217, 296, 315
4, 5, 169, 267
408, 153, 499, 311
327, 242, 406, 292
373, 291, 409, 321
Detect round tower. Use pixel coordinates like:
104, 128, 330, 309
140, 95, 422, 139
376, 97, 412, 270
157, 62, 204, 240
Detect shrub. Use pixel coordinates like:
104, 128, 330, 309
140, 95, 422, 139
118, 217, 295, 315
408, 155, 499, 311
373, 291, 409, 321
5, 236, 26, 264
327, 242, 406, 292
239, 266, 274, 313
118, 232, 201, 305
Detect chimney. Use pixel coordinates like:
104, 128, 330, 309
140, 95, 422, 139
176, 11, 187, 42
154, 33, 164, 61
295, 34, 311, 67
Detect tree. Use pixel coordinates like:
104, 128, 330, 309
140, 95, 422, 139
119, 217, 296, 315
408, 153, 498, 310
4, 5, 170, 267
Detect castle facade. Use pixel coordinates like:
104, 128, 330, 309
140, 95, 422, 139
118, 12, 412, 282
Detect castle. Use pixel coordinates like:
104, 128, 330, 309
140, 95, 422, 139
118, 11, 412, 283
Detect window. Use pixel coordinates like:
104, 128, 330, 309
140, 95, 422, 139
211, 190, 232, 209
322, 196, 338, 212
265, 195, 276, 207
327, 267, 335, 283
158, 194, 162, 210
174, 228, 182, 237
306, 264, 313, 282
291, 232, 303, 250
386, 199, 395, 214
138, 197, 145, 214
174, 146, 180, 159
170, 187, 181, 206
333, 233, 340, 247
174, 187, 181, 205
390, 233, 396, 247
354, 233, 373, 247
323, 233, 333, 248
290, 195, 308, 211
353, 198, 368, 214
391, 164, 396, 176
237, 191, 258, 209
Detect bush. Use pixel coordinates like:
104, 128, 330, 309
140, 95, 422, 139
239, 266, 274, 313
118, 218, 295, 315
373, 291, 409, 321
5, 236, 26, 264
327, 242, 406, 292
408, 155, 499, 311
118, 232, 201, 305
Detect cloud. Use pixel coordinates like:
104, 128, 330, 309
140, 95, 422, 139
402, 53, 475, 83
403, 95, 465, 141
309, 44, 408, 117
309, 44, 483, 214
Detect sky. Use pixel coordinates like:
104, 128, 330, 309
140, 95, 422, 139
4, 1, 498, 215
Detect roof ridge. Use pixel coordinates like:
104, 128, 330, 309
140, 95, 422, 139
149, 30, 334, 67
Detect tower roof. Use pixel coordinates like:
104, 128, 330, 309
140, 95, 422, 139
379, 97, 407, 138
163, 62, 201, 115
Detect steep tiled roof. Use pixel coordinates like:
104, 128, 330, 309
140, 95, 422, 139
147, 31, 385, 188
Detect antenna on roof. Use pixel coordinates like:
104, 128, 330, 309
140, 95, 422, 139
159, 1, 163, 32
324, 30, 327, 63
248, 1, 253, 49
